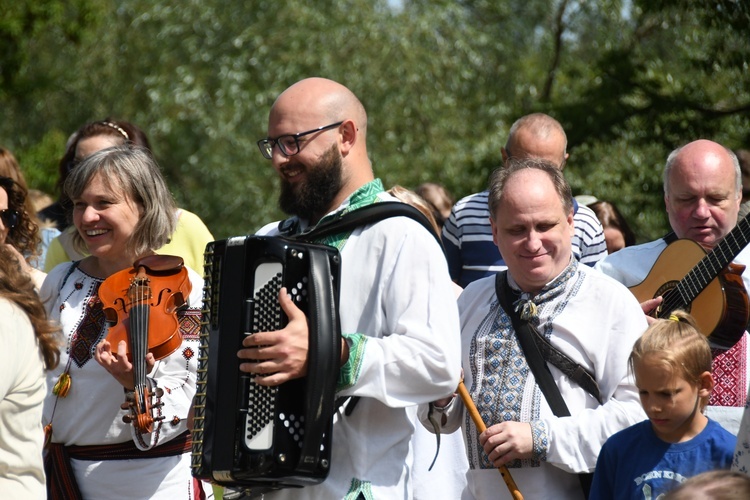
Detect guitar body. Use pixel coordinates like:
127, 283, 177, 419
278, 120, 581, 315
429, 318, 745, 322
629, 238, 750, 348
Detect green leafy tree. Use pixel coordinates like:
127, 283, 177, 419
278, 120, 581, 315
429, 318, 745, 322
2, 0, 748, 243
0, 0, 107, 193
551, 0, 750, 240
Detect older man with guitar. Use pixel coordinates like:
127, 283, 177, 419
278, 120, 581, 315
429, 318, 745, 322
596, 139, 750, 434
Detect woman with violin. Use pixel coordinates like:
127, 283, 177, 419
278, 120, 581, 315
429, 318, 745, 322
40, 145, 204, 499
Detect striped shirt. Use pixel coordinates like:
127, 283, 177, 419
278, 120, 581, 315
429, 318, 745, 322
442, 190, 607, 288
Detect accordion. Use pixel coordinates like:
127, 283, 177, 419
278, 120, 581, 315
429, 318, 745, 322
191, 235, 342, 494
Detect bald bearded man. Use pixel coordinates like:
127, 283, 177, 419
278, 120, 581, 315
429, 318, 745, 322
237, 78, 461, 499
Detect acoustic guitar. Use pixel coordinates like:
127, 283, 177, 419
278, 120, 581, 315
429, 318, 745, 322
629, 227, 750, 348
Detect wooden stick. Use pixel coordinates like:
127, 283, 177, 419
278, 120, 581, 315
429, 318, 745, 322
457, 380, 524, 500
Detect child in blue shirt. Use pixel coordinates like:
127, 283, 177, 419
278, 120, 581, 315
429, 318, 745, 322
590, 310, 736, 499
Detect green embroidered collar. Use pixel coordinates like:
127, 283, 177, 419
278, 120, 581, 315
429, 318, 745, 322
313, 179, 385, 249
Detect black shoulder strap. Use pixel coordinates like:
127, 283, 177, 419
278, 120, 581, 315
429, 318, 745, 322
494, 272, 602, 404
663, 231, 678, 244
495, 271, 595, 498
292, 201, 444, 250
494, 272, 572, 416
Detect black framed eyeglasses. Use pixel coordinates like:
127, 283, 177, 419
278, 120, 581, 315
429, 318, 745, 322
257, 121, 344, 160
0, 209, 19, 228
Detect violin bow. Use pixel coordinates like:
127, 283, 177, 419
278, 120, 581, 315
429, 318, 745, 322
457, 380, 524, 500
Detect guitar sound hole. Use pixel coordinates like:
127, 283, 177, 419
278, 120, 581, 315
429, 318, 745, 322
655, 281, 692, 316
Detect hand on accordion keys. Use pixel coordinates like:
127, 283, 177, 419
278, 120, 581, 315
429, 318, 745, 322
238, 287, 313, 386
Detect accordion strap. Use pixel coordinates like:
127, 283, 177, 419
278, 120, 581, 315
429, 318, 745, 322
289, 201, 444, 251
297, 247, 341, 474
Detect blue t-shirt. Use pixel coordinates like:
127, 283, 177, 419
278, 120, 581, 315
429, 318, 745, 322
589, 419, 736, 500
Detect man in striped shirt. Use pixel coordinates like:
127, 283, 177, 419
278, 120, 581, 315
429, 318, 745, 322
442, 113, 606, 287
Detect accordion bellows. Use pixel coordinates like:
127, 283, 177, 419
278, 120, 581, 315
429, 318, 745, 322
191, 236, 342, 495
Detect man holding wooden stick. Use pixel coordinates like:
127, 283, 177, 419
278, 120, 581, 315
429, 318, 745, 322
421, 158, 646, 499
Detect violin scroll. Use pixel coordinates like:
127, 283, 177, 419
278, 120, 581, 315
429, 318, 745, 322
122, 387, 165, 432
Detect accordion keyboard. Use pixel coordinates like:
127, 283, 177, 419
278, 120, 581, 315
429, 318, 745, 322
244, 264, 282, 450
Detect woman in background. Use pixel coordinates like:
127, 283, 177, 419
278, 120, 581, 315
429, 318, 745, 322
588, 199, 636, 254
42, 118, 213, 275
0, 176, 47, 288
414, 182, 454, 231
0, 147, 61, 271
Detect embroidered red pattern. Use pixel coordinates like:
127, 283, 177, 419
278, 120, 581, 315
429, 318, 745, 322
710, 334, 747, 407
178, 310, 201, 339
70, 296, 106, 368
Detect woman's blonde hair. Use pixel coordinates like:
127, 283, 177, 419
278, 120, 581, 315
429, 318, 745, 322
629, 310, 712, 410
388, 185, 441, 237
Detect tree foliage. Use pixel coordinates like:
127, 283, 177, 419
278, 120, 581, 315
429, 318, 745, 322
1, 0, 748, 241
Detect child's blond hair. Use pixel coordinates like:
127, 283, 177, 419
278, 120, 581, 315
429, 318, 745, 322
629, 310, 712, 410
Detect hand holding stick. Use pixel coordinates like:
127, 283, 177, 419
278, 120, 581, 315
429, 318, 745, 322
457, 380, 523, 500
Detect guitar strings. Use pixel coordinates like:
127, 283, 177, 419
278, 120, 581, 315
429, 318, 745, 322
658, 224, 750, 317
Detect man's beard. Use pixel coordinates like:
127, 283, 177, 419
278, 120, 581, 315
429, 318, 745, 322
278, 144, 343, 219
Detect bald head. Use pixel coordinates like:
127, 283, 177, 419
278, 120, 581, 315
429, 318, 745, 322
663, 139, 741, 248
663, 139, 741, 197
271, 77, 367, 139
502, 113, 568, 168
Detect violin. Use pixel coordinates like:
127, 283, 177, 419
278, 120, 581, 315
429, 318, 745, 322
98, 254, 192, 433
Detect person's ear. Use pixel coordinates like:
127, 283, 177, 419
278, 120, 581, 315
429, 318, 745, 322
698, 371, 714, 398
564, 208, 575, 238
561, 152, 570, 170
501, 147, 509, 163
339, 120, 357, 156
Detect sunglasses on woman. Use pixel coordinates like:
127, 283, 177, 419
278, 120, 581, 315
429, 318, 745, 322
0, 209, 19, 228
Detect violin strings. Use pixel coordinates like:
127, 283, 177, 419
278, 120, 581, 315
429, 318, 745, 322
130, 273, 150, 422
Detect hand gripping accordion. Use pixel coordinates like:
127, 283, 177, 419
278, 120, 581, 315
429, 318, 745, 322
191, 201, 444, 496
190, 236, 341, 496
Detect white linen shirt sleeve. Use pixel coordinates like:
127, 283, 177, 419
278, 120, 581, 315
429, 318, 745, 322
541, 278, 648, 473
334, 217, 462, 407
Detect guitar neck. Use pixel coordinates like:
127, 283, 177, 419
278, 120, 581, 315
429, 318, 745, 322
678, 215, 750, 303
